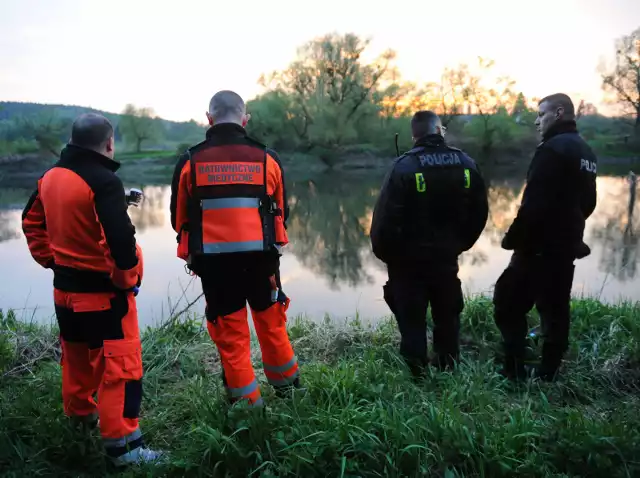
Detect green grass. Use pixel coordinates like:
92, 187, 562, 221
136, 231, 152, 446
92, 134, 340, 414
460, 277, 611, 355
2, 298, 640, 477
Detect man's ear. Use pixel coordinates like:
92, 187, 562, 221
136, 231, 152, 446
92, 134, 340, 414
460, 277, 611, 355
206, 111, 214, 126
106, 136, 115, 153
242, 113, 251, 127
556, 106, 565, 120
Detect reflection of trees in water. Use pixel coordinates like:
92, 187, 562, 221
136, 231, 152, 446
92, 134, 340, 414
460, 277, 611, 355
127, 186, 167, 232
286, 174, 530, 287
0, 210, 21, 243
0, 185, 169, 244
458, 178, 524, 268
589, 176, 639, 282
287, 174, 382, 290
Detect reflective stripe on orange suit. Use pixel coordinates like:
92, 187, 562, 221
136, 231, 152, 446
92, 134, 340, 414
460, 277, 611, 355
21, 144, 146, 457
170, 123, 297, 405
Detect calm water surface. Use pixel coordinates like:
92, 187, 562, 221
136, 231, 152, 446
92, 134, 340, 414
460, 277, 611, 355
0, 173, 638, 327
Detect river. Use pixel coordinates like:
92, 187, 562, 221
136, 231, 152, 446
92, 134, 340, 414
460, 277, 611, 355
0, 171, 638, 327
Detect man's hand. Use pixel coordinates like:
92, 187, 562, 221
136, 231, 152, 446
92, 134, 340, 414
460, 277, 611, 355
501, 234, 514, 250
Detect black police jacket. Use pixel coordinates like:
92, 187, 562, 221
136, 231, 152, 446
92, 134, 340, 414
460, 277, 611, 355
502, 120, 597, 258
370, 134, 489, 265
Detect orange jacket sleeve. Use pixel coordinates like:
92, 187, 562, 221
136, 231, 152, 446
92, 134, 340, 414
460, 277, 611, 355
267, 153, 289, 246
169, 152, 192, 261
176, 161, 192, 234
134, 243, 144, 283
21, 181, 54, 269
170, 152, 192, 235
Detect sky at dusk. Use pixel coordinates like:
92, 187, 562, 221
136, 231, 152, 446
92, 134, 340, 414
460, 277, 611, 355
1, 0, 638, 122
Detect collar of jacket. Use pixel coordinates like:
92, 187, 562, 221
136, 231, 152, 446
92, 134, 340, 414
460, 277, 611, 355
60, 144, 120, 172
205, 122, 247, 140
542, 120, 578, 142
413, 134, 446, 148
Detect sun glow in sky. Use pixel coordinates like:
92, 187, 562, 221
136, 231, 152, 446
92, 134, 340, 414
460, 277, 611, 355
1, 0, 638, 122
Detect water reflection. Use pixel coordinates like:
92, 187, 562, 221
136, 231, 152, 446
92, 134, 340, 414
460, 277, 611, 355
0, 174, 638, 325
0, 210, 21, 242
286, 174, 382, 289
127, 186, 167, 233
589, 175, 639, 283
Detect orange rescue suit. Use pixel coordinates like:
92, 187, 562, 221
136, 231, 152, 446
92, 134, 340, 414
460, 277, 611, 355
170, 123, 299, 405
22, 144, 147, 460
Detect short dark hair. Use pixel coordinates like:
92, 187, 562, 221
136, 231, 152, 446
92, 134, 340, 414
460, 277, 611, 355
411, 110, 441, 138
209, 90, 245, 121
70, 113, 114, 150
538, 93, 575, 117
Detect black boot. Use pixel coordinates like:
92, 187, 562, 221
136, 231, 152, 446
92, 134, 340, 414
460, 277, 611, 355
498, 354, 529, 381
535, 345, 565, 382
401, 354, 430, 381
498, 342, 529, 382
432, 352, 459, 372
69, 412, 99, 431
498, 362, 529, 381
274, 377, 307, 399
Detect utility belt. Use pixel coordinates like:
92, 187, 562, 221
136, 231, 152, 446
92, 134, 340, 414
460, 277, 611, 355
53, 265, 122, 293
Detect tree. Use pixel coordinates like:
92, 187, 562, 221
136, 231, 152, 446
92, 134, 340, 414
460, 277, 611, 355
18, 112, 71, 157
419, 67, 469, 126
377, 79, 420, 120
259, 32, 397, 159
118, 104, 163, 152
458, 58, 518, 154
600, 27, 640, 130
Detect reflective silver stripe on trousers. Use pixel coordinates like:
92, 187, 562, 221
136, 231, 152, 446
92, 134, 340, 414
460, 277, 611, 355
263, 356, 298, 374
251, 397, 265, 407
103, 428, 142, 448
203, 241, 264, 253
202, 197, 260, 210
226, 379, 259, 398
266, 369, 300, 386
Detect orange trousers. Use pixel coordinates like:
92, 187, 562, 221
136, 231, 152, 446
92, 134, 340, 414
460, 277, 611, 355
54, 289, 144, 457
199, 253, 300, 405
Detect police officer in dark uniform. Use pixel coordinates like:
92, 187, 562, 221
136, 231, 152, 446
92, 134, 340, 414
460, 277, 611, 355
370, 110, 489, 377
494, 93, 597, 382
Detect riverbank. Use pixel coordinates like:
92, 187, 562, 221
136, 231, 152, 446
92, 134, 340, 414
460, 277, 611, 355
2, 297, 640, 477
1, 149, 639, 192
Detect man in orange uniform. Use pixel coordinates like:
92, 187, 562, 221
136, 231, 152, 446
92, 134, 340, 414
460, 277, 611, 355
170, 90, 304, 407
22, 113, 161, 467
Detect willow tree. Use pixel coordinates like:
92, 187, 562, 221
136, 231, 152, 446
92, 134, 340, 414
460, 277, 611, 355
258, 33, 398, 160
118, 104, 163, 153
600, 27, 640, 130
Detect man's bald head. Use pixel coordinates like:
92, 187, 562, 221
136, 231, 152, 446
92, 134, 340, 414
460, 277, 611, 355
207, 90, 247, 126
70, 113, 115, 157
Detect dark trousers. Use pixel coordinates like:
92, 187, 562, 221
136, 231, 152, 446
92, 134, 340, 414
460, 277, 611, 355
195, 252, 300, 403
197, 252, 282, 319
384, 262, 464, 374
493, 252, 575, 377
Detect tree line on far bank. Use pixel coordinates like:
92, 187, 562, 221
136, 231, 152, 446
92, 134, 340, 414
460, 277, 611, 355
1, 27, 638, 166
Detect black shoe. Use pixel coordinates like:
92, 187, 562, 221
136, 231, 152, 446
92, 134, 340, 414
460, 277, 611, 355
274, 378, 307, 399
537, 346, 564, 382
69, 412, 98, 431
533, 365, 559, 382
431, 353, 459, 372
498, 364, 530, 382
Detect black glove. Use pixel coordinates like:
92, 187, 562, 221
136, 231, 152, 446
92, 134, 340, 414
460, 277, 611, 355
501, 234, 514, 250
